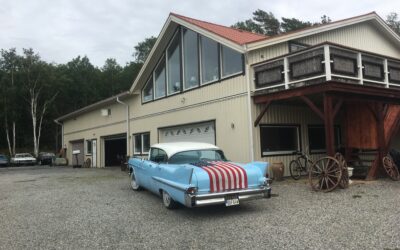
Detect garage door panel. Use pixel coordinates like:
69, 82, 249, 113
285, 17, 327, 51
159, 121, 215, 144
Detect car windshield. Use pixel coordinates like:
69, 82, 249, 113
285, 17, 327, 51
15, 154, 33, 158
168, 150, 227, 164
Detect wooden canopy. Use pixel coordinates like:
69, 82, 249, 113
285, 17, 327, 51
253, 81, 400, 179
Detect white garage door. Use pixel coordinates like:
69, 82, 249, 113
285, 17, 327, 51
159, 121, 215, 144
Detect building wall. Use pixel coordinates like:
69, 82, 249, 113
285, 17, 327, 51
297, 22, 400, 58
252, 104, 327, 177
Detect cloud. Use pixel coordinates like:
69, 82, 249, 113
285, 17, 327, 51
1, 0, 398, 66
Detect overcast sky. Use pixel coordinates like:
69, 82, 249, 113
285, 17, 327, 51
1, 0, 399, 67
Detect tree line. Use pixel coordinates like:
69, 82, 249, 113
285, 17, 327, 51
0, 10, 399, 157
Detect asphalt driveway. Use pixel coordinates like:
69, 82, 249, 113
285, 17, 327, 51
0, 166, 399, 249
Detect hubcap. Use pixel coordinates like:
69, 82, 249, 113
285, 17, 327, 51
131, 171, 138, 189
163, 192, 171, 206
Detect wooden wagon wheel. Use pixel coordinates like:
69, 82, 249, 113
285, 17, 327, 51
309, 156, 342, 192
84, 158, 92, 168
335, 153, 349, 189
382, 155, 400, 181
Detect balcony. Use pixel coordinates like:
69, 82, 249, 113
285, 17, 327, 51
252, 42, 400, 94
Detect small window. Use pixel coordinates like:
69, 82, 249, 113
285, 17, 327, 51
183, 28, 199, 90
260, 125, 300, 156
308, 125, 341, 153
86, 140, 92, 155
133, 133, 150, 155
154, 57, 166, 99
149, 148, 167, 163
167, 31, 181, 95
221, 45, 243, 77
200, 35, 219, 84
142, 77, 153, 102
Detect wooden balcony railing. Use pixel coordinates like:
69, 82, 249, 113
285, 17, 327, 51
253, 43, 400, 93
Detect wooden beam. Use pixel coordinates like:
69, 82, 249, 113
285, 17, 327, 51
367, 102, 386, 180
299, 96, 324, 120
324, 94, 335, 156
254, 101, 272, 127
332, 98, 343, 119
253, 82, 400, 105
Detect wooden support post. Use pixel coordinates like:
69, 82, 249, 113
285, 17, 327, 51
324, 94, 335, 156
254, 101, 271, 127
366, 103, 387, 180
332, 98, 343, 119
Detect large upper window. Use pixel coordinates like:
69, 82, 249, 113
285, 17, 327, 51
154, 57, 166, 99
134, 133, 150, 155
221, 45, 243, 77
260, 125, 300, 156
141, 27, 244, 104
167, 32, 181, 95
200, 35, 219, 84
308, 125, 341, 153
183, 28, 199, 89
142, 76, 153, 102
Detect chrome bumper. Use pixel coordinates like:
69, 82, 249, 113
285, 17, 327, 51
184, 186, 271, 207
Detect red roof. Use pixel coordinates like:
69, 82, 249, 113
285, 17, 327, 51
171, 13, 267, 45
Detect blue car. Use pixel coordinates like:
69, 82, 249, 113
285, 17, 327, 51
128, 142, 271, 209
0, 154, 8, 167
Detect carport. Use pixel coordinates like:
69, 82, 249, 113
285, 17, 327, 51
103, 134, 127, 167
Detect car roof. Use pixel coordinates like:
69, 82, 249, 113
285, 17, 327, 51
151, 142, 220, 158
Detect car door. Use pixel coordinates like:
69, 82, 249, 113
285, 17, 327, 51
147, 148, 168, 193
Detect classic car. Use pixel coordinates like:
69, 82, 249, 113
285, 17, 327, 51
37, 152, 56, 165
128, 142, 271, 209
0, 154, 8, 167
10, 153, 37, 166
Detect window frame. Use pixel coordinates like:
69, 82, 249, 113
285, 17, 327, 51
199, 35, 221, 86
259, 124, 301, 157
166, 28, 182, 96
141, 76, 154, 103
153, 54, 167, 100
220, 45, 244, 79
133, 132, 151, 156
85, 139, 93, 155
182, 27, 200, 91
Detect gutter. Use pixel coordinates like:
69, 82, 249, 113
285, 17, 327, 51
116, 96, 131, 157
243, 44, 255, 162
54, 119, 64, 148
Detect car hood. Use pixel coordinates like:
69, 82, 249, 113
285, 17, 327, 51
12, 157, 36, 161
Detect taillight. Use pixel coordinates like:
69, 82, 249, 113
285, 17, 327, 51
186, 187, 197, 194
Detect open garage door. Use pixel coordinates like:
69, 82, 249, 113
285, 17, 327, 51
104, 135, 126, 167
159, 121, 216, 144
70, 140, 84, 166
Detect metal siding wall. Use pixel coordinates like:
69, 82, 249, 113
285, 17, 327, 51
297, 22, 400, 58
130, 95, 251, 163
253, 104, 325, 177
131, 75, 247, 118
247, 43, 289, 65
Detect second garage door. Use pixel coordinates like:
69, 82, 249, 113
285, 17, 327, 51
159, 121, 216, 145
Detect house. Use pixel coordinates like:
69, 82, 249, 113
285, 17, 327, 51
55, 12, 400, 179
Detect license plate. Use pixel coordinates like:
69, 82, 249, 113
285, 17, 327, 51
225, 196, 239, 206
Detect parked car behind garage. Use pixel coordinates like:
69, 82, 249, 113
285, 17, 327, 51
37, 152, 56, 165
10, 153, 37, 166
0, 154, 8, 167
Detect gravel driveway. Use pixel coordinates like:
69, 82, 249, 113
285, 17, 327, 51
0, 166, 399, 250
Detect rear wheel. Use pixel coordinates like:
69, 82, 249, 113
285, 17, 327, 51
289, 160, 302, 180
162, 190, 177, 209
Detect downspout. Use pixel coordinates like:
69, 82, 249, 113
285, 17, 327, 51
244, 45, 255, 162
116, 96, 130, 157
54, 119, 64, 149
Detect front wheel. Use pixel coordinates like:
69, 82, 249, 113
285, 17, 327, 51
289, 160, 302, 180
162, 190, 177, 209
130, 169, 141, 191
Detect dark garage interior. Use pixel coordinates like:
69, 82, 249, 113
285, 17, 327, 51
104, 137, 126, 167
